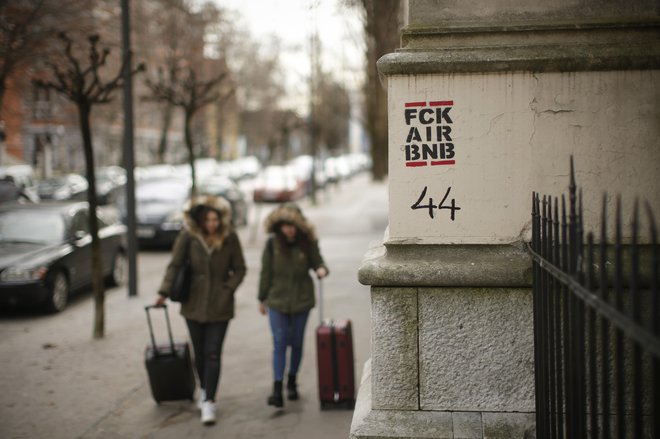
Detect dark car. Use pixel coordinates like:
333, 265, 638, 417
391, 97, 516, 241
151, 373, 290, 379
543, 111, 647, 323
0, 178, 38, 203
199, 175, 248, 227
37, 174, 88, 201
0, 202, 127, 312
124, 177, 191, 248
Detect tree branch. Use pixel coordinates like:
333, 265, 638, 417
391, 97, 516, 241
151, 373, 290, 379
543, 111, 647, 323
57, 32, 91, 100
144, 64, 231, 119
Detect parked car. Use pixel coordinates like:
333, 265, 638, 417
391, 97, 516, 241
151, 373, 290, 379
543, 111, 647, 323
0, 178, 38, 203
0, 202, 127, 312
198, 175, 248, 227
124, 177, 191, 248
95, 166, 126, 205
229, 156, 261, 181
253, 165, 305, 203
346, 152, 372, 174
0, 165, 39, 202
289, 155, 327, 194
135, 164, 181, 181
324, 156, 352, 184
37, 174, 88, 201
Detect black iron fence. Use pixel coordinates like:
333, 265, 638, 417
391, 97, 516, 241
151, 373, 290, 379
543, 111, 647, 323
527, 160, 660, 439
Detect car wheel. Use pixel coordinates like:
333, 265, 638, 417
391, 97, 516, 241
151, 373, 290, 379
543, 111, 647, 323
108, 251, 127, 286
46, 271, 69, 313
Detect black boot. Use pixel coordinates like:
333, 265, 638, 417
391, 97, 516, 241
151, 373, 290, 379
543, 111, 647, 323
267, 381, 283, 407
287, 374, 298, 401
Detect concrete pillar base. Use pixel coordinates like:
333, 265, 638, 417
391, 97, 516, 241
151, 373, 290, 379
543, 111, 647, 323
350, 360, 536, 439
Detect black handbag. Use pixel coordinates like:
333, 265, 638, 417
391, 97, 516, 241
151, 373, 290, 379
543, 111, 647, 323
169, 236, 192, 303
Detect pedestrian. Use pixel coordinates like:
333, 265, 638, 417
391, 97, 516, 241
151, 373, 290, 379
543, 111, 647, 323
155, 195, 246, 425
258, 203, 329, 407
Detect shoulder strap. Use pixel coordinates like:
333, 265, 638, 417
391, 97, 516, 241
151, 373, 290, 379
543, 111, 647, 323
183, 232, 192, 260
267, 236, 274, 255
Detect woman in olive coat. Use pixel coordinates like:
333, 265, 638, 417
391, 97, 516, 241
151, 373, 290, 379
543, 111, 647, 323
258, 203, 328, 407
156, 195, 246, 425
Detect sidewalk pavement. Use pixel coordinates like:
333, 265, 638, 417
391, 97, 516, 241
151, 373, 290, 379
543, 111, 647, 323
0, 174, 388, 439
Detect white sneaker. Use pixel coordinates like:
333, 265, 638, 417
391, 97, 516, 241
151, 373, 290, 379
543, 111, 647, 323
197, 389, 206, 410
201, 400, 216, 425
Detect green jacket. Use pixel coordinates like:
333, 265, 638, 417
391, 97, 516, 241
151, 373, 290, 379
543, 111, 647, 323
258, 203, 328, 314
159, 195, 246, 323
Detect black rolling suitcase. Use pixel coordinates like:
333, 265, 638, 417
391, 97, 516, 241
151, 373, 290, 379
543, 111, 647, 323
144, 304, 195, 404
315, 280, 356, 410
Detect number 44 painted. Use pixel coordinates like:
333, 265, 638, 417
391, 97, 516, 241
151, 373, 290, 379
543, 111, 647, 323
411, 186, 461, 220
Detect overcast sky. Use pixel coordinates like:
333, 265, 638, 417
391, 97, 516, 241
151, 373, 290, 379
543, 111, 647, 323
210, 0, 364, 114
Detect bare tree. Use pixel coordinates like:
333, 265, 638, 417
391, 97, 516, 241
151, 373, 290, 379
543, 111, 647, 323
145, 65, 233, 194
192, 8, 288, 161
0, 0, 90, 116
317, 79, 351, 154
234, 38, 285, 114
270, 110, 304, 164
136, 0, 205, 163
231, 34, 286, 154
34, 33, 143, 339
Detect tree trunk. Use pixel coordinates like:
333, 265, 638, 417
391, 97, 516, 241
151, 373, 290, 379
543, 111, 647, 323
79, 103, 105, 339
184, 111, 197, 197
0, 61, 12, 118
156, 103, 173, 163
371, 81, 389, 181
363, 0, 401, 181
0, 83, 6, 119
308, 123, 318, 205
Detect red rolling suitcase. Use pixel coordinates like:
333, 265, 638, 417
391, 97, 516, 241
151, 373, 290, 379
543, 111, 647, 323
316, 280, 356, 410
144, 305, 196, 404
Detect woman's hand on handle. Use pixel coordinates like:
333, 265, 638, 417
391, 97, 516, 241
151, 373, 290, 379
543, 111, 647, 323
155, 295, 167, 307
316, 267, 328, 279
259, 302, 267, 316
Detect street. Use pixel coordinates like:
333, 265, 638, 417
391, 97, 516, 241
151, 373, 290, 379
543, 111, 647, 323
0, 174, 387, 439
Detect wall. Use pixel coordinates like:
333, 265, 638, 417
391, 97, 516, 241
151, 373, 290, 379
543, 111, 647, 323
408, 0, 658, 25
387, 70, 660, 245
353, 2, 660, 438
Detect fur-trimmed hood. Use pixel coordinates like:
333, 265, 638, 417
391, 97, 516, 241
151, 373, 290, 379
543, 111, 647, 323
264, 203, 316, 241
183, 195, 232, 249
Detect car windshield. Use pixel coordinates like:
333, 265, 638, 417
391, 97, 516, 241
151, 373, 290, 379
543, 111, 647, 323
38, 178, 66, 189
201, 181, 230, 194
0, 210, 65, 244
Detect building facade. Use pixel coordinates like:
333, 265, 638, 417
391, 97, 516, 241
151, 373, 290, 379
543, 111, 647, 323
353, 1, 660, 437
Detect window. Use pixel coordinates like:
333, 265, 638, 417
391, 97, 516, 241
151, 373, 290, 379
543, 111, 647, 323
71, 211, 89, 236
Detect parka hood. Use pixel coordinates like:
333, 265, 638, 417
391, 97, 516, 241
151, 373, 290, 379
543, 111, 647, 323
183, 195, 232, 249
264, 202, 316, 241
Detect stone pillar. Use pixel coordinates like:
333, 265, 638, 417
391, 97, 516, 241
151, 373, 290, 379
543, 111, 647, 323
351, 1, 660, 438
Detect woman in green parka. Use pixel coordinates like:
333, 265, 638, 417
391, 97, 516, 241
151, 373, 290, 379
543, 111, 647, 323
156, 195, 246, 425
258, 203, 328, 408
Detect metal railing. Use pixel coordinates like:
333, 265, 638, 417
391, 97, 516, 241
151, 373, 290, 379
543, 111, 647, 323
528, 159, 659, 439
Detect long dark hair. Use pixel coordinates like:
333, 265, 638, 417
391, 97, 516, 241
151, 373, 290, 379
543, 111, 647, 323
274, 221, 311, 257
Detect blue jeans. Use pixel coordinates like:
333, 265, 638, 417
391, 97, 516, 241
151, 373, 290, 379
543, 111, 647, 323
268, 309, 310, 381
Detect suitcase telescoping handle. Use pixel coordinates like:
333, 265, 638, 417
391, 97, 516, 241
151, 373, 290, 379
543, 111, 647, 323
144, 304, 176, 355
318, 277, 324, 325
